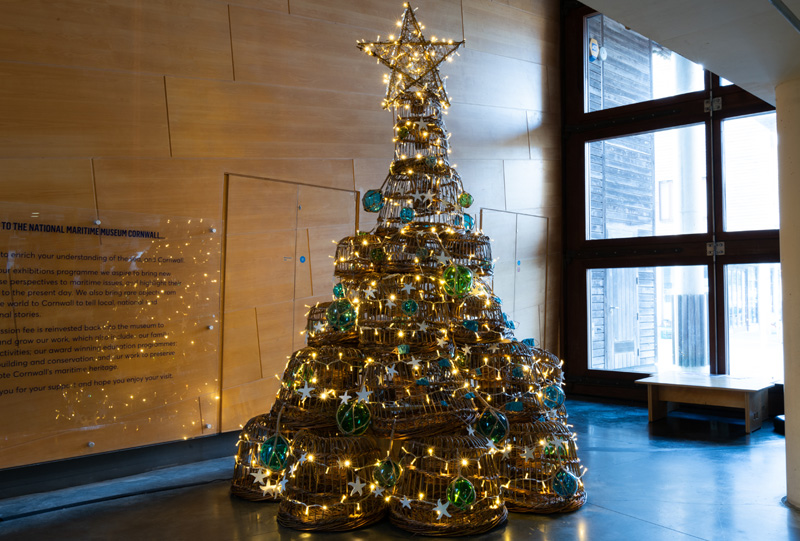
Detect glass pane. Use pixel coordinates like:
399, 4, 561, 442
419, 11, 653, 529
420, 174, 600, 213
723, 112, 779, 231
588, 266, 709, 373
586, 124, 707, 240
720, 76, 734, 86
726, 263, 783, 380
585, 14, 704, 112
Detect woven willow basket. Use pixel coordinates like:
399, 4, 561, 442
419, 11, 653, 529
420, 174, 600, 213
440, 230, 493, 277
361, 351, 477, 440
334, 234, 385, 279
277, 431, 386, 531
389, 434, 507, 536
531, 347, 564, 387
452, 295, 507, 343
379, 229, 444, 274
357, 273, 450, 348
305, 302, 359, 346
496, 420, 586, 514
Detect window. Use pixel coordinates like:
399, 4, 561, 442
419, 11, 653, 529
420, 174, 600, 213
564, 5, 779, 392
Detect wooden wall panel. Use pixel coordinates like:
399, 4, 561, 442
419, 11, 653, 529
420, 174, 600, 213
230, 6, 384, 96
456, 160, 507, 212
226, 177, 298, 235
221, 378, 278, 432
448, 103, 530, 160
166, 77, 392, 159
0, 0, 233, 79
528, 111, 562, 160
0, 159, 95, 208
504, 159, 561, 213
221, 308, 262, 389
0, 63, 170, 159
227, 0, 288, 13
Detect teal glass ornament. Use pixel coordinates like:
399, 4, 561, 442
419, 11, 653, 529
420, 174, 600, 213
553, 469, 579, 498
336, 400, 371, 436
463, 392, 476, 400
475, 409, 509, 444
511, 365, 524, 378
370, 247, 385, 263
397, 344, 410, 355
505, 401, 524, 412
438, 358, 451, 369
542, 384, 566, 409
415, 246, 431, 260
400, 207, 415, 223
326, 299, 357, 331
333, 282, 345, 299
443, 265, 473, 297
258, 434, 290, 472
401, 299, 418, 315
425, 155, 437, 166
373, 458, 402, 488
503, 313, 516, 330
416, 377, 430, 386
362, 189, 384, 212
462, 320, 479, 332
447, 476, 476, 510
458, 192, 474, 208
463, 214, 475, 231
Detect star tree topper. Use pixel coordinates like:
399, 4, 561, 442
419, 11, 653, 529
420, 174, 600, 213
357, 3, 464, 108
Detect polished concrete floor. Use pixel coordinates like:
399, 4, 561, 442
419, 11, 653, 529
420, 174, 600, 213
1, 397, 798, 540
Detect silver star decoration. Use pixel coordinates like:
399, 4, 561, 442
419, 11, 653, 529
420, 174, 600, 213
486, 439, 499, 452
436, 336, 449, 348
422, 190, 435, 204
349, 476, 367, 496
555, 437, 571, 451
435, 252, 450, 266
401, 282, 414, 294
409, 356, 422, 369
356, 385, 372, 403
298, 452, 308, 464
386, 364, 399, 381
400, 495, 412, 509
261, 482, 278, 497
418, 321, 430, 332
249, 468, 267, 485
288, 463, 298, 475
364, 286, 377, 299
384, 298, 396, 309
461, 344, 472, 355
297, 381, 315, 401
278, 478, 288, 493
488, 343, 500, 353
434, 499, 451, 520
339, 391, 352, 405
410, 190, 426, 202
467, 425, 476, 436
501, 445, 513, 459
520, 446, 536, 461
372, 485, 385, 497
312, 321, 325, 333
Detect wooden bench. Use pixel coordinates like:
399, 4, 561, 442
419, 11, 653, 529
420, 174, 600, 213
635, 373, 775, 433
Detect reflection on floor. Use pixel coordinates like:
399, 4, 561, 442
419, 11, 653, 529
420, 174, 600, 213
0, 398, 797, 541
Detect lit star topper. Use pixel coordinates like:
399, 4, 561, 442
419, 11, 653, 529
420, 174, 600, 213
357, 3, 464, 108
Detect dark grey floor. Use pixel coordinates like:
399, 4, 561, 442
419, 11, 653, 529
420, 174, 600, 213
1, 398, 798, 540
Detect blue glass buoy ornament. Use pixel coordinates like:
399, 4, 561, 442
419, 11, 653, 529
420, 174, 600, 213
362, 189, 384, 212
447, 476, 477, 510
475, 408, 509, 443
542, 384, 566, 409
401, 299, 418, 315
373, 458, 402, 488
400, 207, 415, 223
336, 399, 371, 436
553, 469, 579, 498
463, 214, 475, 231
326, 299, 357, 331
462, 320, 479, 332
258, 434, 290, 472
425, 155, 437, 166
333, 282, 345, 298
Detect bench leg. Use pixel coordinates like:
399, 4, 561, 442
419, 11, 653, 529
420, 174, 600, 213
745, 389, 769, 434
648, 385, 670, 422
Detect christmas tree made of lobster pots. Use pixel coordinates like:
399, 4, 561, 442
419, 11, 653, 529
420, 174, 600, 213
231, 3, 586, 536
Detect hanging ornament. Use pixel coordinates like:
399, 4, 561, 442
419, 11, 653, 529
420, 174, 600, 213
397, 344, 410, 354
370, 247, 386, 263
462, 319, 479, 332
258, 434, 290, 472
362, 189, 384, 212
400, 207, 415, 223
415, 246, 431, 260
397, 125, 410, 139
458, 192, 474, 208
333, 282, 345, 299
463, 214, 475, 231
336, 399, 371, 436
453, 351, 467, 368
553, 469, 579, 498
291, 363, 315, 387
446, 476, 477, 510
443, 265, 473, 297
326, 299, 357, 331
542, 384, 566, 409
475, 408, 509, 444
401, 298, 419, 315
373, 457, 402, 488
511, 364, 524, 379
425, 155, 437, 166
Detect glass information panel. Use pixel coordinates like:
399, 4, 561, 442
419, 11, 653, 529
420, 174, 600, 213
725, 263, 783, 380
0, 202, 221, 468
587, 265, 708, 374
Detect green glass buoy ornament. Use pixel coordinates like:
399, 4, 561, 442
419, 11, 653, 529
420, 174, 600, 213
443, 265, 473, 297
542, 384, 566, 409
458, 192, 474, 208
326, 299, 357, 331
333, 282, 345, 298
453, 351, 467, 368
475, 408, 509, 443
370, 247, 386, 263
553, 469, 579, 498
362, 189, 384, 212
397, 125, 410, 139
447, 476, 477, 510
400, 207, 415, 223
401, 298, 418, 315
373, 458, 402, 488
258, 434, 290, 472
291, 363, 314, 387
336, 399, 371, 436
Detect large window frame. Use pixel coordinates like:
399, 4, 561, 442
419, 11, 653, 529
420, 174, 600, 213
562, 4, 778, 397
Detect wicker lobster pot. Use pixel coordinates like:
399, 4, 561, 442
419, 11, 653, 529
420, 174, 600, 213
379, 229, 444, 274
496, 420, 586, 514
361, 351, 477, 440
378, 166, 463, 230
334, 234, 386, 279
357, 273, 450, 348
389, 435, 507, 536
273, 346, 365, 431
452, 295, 507, 343
440, 230, 493, 277
277, 431, 386, 531
231, 410, 298, 501
305, 302, 359, 346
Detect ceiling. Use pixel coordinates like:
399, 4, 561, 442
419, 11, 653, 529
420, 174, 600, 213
579, 0, 800, 105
